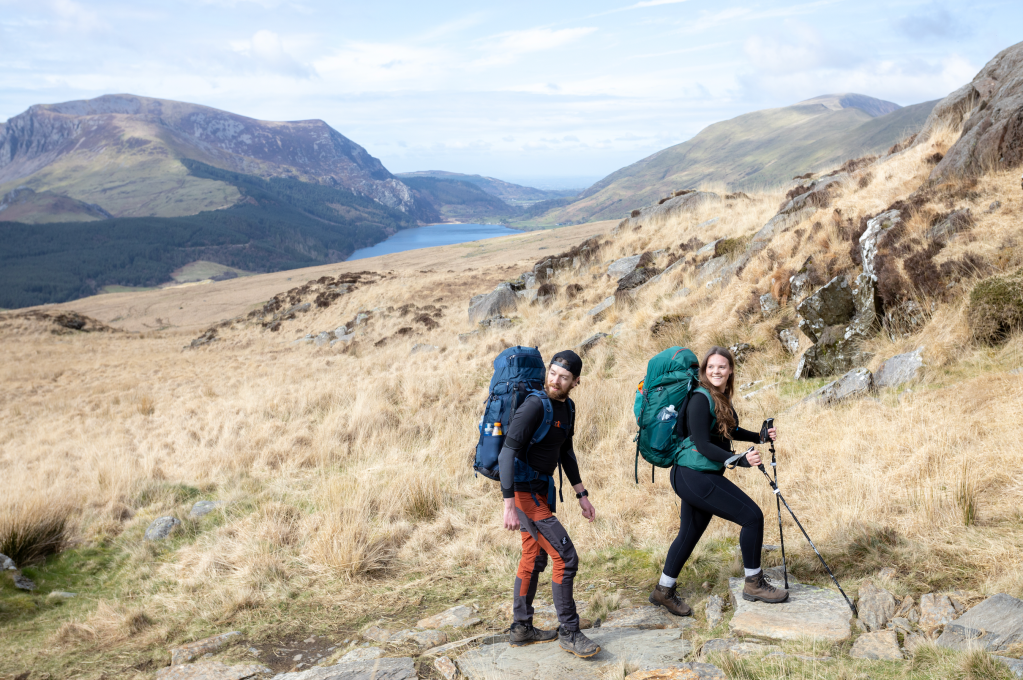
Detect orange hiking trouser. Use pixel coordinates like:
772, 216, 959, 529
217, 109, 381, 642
513, 491, 580, 631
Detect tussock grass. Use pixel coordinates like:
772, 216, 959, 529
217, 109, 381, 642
0, 494, 75, 566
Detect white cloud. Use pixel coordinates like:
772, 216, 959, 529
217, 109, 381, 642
472, 27, 597, 67
230, 30, 315, 78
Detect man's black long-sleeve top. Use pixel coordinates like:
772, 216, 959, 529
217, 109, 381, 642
677, 391, 760, 469
498, 394, 582, 499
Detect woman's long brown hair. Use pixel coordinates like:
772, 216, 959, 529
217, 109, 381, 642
699, 346, 736, 438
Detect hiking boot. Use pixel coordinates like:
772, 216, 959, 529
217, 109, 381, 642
743, 571, 789, 603
559, 627, 601, 658
508, 622, 558, 646
649, 583, 693, 617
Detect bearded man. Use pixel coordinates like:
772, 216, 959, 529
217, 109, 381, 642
498, 350, 600, 659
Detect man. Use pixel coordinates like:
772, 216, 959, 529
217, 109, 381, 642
498, 350, 600, 659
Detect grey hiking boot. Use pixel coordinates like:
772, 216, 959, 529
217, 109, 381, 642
743, 571, 789, 603
509, 622, 558, 646
559, 627, 601, 658
649, 583, 693, 617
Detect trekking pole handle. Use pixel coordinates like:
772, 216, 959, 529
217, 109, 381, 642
725, 446, 756, 469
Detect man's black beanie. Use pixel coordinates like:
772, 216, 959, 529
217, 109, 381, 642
551, 350, 583, 377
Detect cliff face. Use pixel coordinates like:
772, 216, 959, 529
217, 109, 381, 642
915, 41, 1023, 179
0, 94, 432, 220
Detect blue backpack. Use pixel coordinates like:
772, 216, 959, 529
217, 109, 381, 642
474, 347, 574, 505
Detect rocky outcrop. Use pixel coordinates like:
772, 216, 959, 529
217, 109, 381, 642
857, 580, 897, 632
916, 41, 1023, 179
874, 347, 924, 389
796, 276, 856, 343
802, 368, 874, 405
607, 255, 643, 280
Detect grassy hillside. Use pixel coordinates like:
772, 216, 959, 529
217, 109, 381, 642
400, 176, 517, 222
535, 95, 937, 225
2, 113, 1022, 679
0, 160, 417, 308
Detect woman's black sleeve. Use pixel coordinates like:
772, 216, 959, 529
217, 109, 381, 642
733, 425, 761, 442
683, 393, 736, 464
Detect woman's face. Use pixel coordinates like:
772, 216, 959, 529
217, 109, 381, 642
705, 354, 732, 389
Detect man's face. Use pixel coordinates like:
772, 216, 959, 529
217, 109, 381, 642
545, 363, 579, 401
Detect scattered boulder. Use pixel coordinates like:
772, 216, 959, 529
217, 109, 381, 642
936, 593, 1023, 652
587, 296, 617, 319
697, 256, 729, 282
617, 191, 721, 232
778, 328, 800, 355
796, 276, 855, 343
697, 217, 720, 229
988, 200, 1003, 212
760, 293, 779, 314
608, 255, 643, 280
189, 500, 226, 518
874, 347, 924, 389
728, 575, 853, 642
728, 343, 752, 364
802, 368, 874, 406
156, 661, 271, 680
418, 605, 481, 630
795, 327, 873, 380
926, 208, 975, 242
468, 283, 517, 323
753, 205, 816, 243
788, 257, 815, 303
0, 553, 14, 571
857, 580, 898, 632
651, 314, 690, 337
13, 573, 36, 590
410, 343, 439, 355
849, 630, 903, 660
268, 657, 416, 680
145, 516, 181, 541
188, 328, 218, 349
618, 266, 659, 292
579, 333, 608, 354
362, 625, 394, 643
340, 647, 382, 662
458, 331, 479, 344
536, 283, 557, 305
434, 656, 458, 680
705, 595, 725, 628
47, 591, 77, 600
314, 331, 331, 347
330, 334, 355, 348
919, 593, 957, 630
171, 631, 242, 665
695, 239, 723, 258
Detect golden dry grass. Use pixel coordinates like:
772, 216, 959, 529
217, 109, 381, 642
1, 126, 1022, 678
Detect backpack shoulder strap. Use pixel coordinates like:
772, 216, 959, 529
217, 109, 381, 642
566, 398, 576, 436
528, 390, 554, 444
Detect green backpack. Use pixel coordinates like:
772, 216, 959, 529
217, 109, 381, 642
633, 347, 720, 482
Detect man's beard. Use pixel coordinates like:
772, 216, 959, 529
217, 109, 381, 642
545, 380, 572, 400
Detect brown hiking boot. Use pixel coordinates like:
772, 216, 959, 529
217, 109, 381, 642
649, 583, 693, 617
559, 627, 601, 658
509, 622, 558, 646
743, 571, 789, 603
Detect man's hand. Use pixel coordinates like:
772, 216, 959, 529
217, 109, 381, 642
579, 496, 596, 522
746, 448, 762, 467
503, 498, 520, 531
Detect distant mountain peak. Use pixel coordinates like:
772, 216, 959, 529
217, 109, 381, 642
797, 93, 901, 117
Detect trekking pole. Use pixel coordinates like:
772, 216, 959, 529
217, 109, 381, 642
724, 447, 856, 616
755, 462, 857, 616
761, 418, 788, 590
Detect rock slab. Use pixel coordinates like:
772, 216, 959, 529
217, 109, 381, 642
171, 631, 242, 665
389, 628, 447, 651
603, 606, 690, 630
919, 593, 957, 629
418, 604, 480, 630
434, 656, 458, 680
728, 576, 852, 642
468, 283, 517, 323
936, 593, 1023, 652
874, 347, 924, 389
145, 516, 181, 540
156, 662, 270, 680
269, 657, 416, 680
458, 627, 693, 680
607, 255, 642, 280
190, 501, 226, 518
849, 630, 903, 660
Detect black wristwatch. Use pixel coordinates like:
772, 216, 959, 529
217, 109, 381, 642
576, 489, 588, 499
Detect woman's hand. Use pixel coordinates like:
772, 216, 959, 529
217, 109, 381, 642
746, 448, 762, 467
767, 427, 778, 442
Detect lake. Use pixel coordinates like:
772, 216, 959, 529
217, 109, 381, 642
347, 223, 519, 261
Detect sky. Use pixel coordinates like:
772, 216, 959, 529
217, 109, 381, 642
0, 0, 1017, 189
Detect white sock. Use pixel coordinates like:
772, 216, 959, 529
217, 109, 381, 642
658, 573, 677, 588
745, 567, 762, 578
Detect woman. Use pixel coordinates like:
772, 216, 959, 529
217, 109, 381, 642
648, 346, 787, 617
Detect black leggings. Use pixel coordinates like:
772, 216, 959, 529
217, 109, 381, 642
663, 465, 765, 578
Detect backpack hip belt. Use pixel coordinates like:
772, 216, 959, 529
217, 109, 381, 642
513, 458, 557, 510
